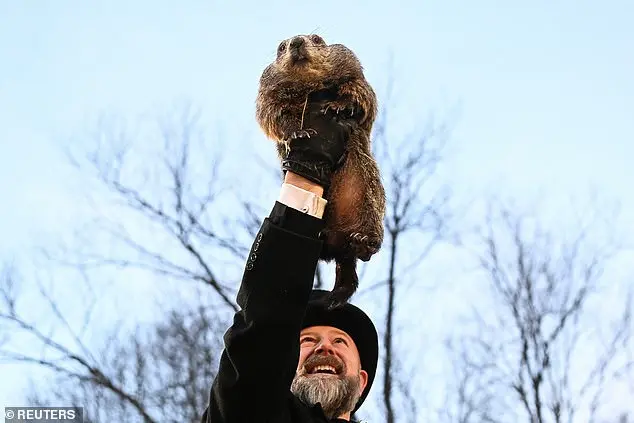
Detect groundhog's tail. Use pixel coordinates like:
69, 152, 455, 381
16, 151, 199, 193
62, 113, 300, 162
327, 258, 358, 309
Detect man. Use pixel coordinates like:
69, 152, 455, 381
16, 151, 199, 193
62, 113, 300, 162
200, 101, 379, 422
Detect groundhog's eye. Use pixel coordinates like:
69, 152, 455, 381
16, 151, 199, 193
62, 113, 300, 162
277, 42, 286, 55
309, 34, 325, 45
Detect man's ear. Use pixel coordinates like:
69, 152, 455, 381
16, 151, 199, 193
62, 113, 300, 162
358, 369, 369, 396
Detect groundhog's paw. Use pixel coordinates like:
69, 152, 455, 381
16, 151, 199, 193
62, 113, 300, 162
290, 128, 318, 140
349, 232, 381, 261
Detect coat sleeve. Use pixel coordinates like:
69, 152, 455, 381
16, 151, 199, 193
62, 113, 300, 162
201, 201, 325, 422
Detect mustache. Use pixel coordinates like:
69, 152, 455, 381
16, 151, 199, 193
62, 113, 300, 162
300, 354, 345, 375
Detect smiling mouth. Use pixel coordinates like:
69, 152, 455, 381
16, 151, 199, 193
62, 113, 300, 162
308, 365, 337, 375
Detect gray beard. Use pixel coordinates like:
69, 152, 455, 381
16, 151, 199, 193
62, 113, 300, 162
290, 372, 361, 420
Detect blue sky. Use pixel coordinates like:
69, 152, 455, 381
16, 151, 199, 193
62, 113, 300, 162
1, 0, 633, 419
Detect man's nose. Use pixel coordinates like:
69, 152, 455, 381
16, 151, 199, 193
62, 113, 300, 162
314, 339, 336, 355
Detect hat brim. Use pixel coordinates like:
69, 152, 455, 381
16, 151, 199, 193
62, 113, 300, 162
301, 289, 378, 412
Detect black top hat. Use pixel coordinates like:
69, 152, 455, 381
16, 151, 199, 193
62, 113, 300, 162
300, 289, 379, 412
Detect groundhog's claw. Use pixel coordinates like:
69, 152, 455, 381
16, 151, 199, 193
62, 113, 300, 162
349, 232, 381, 261
291, 128, 318, 140
321, 102, 355, 118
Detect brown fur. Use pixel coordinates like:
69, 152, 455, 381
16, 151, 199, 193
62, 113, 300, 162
255, 34, 386, 307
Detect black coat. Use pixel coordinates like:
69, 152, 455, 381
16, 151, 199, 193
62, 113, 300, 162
200, 202, 353, 423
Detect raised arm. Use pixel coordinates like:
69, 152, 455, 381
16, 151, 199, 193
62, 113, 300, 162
201, 104, 354, 422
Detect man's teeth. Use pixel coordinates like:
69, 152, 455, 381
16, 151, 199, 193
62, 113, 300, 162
311, 365, 336, 374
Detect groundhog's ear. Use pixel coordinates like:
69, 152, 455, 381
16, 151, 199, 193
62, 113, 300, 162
308, 34, 326, 45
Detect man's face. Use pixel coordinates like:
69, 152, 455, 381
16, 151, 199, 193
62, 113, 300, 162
290, 325, 369, 420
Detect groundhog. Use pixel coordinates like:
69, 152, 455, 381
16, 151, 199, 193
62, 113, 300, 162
255, 33, 386, 307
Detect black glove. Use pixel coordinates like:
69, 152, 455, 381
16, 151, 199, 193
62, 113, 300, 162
281, 100, 354, 189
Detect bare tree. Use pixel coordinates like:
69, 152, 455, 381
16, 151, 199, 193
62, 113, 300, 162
348, 68, 458, 423
442, 198, 634, 423
0, 103, 249, 421
53, 101, 265, 313
31, 307, 223, 423
2, 264, 225, 423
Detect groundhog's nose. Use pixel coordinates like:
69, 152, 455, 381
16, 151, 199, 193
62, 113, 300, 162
289, 36, 305, 50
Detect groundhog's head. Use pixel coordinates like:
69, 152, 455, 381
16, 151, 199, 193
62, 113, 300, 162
259, 34, 365, 88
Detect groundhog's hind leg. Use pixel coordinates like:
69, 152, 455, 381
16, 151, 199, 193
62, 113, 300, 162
327, 257, 359, 309
325, 144, 384, 263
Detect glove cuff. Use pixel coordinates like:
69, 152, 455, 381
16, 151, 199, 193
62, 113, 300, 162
281, 159, 332, 189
